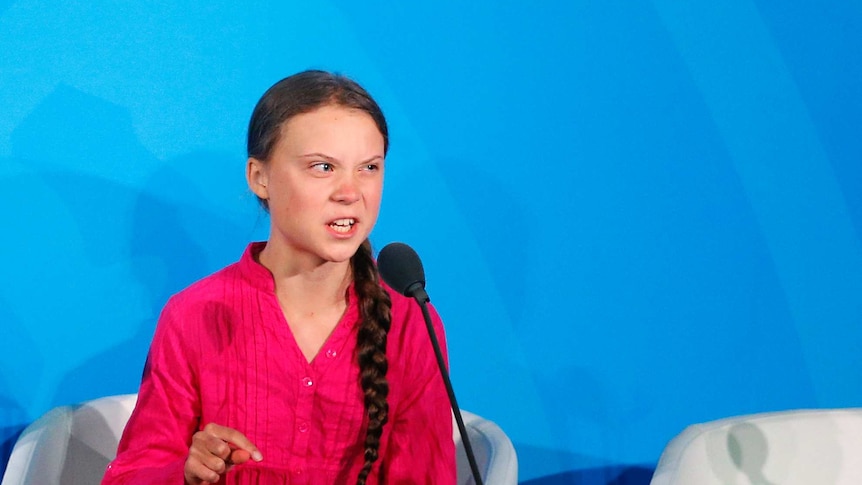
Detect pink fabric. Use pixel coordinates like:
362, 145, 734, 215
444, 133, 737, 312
102, 242, 455, 485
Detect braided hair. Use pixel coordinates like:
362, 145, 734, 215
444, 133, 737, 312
246, 70, 392, 483
351, 239, 392, 483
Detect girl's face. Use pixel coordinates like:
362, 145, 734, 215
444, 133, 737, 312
247, 104, 385, 267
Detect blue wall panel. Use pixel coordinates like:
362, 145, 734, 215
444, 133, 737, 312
1, 1, 861, 482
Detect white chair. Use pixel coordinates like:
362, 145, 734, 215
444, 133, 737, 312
2, 394, 517, 485
1, 394, 137, 485
454, 411, 518, 485
651, 408, 862, 485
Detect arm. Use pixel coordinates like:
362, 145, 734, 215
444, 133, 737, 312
102, 296, 263, 484
382, 302, 457, 484
102, 297, 201, 484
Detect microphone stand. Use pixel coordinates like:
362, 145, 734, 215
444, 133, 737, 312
408, 285, 484, 485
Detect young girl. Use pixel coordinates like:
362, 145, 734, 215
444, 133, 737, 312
102, 70, 456, 484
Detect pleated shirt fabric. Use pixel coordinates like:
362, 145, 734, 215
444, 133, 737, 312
102, 242, 455, 484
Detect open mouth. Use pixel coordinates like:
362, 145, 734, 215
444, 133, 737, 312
329, 218, 356, 234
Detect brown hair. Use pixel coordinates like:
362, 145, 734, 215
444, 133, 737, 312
247, 70, 392, 483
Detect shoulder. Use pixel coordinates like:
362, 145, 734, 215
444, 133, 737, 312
385, 285, 415, 319
165, 242, 268, 313
385, 283, 422, 327
156, 261, 248, 334
166, 262, 243, 310
384, 282, 447, 351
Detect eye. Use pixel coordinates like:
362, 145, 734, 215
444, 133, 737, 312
311, 162, 334, 173
361, 163, 381, 173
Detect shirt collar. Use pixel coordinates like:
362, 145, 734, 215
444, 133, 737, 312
238, 242, 360, 327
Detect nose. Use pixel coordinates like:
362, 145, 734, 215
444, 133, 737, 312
332, 173, 361, 204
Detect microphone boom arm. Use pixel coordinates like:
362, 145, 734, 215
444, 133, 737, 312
414, 293, 485, 485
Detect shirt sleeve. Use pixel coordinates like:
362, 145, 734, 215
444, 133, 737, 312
381, 302, 457, 484
102, 297, 201, 485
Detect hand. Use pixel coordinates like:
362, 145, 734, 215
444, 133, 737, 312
184, 423, 263, 484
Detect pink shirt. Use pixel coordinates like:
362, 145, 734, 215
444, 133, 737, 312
102, 243, 455, 484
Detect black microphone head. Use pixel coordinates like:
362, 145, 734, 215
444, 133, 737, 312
377, 242, 426, 298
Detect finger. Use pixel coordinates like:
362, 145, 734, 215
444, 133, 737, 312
228, 449, 252, 466
189, 443, 228, 477
200, 447, 229, 474
201, 433, 232, 460
184, 456, 221, 484
203, 423, 263, 462
188, 433, 229, 476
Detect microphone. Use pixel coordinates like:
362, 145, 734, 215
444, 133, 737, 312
376, 242, 429, 303
377, 242, 485, 485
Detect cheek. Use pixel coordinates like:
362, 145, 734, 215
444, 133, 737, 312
270, 181, 317, 210
365, 182, 384, 210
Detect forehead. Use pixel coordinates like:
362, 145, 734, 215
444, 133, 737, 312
281, 105, 379, 138
271, 105, 385, 160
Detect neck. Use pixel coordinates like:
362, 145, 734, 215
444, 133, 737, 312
258, 243, 353, 310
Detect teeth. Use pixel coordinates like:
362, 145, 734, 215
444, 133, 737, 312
330, 218, 355, 233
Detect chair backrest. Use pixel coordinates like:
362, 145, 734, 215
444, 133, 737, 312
2, 395, 517, 485
454, 411, 518, 485
1, 394, 137, 485
650, 408, 862, 485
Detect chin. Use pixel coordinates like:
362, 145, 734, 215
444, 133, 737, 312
325, 254, 355, 264
322, 246, 363, 264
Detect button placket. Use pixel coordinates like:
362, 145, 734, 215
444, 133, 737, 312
291, 370, 316, 475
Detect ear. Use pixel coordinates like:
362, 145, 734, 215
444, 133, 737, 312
247, 157, 269, 200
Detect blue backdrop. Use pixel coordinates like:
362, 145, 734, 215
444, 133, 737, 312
1, 1, 861, 483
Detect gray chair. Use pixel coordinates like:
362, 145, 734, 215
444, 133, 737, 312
455, 410, 518, 485
651, 408, 862, 485
2, 394, 517, 485
1, 394, 136, 485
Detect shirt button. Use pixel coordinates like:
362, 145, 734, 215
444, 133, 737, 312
325, 349, 337, 358
293, 468, 304, 476
298, 422, 309, 433
301, 377, 313, 387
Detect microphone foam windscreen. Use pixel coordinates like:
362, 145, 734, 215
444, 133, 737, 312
376, 242, 426, 296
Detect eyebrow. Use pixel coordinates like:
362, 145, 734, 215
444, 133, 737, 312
298, 153, 384, 164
